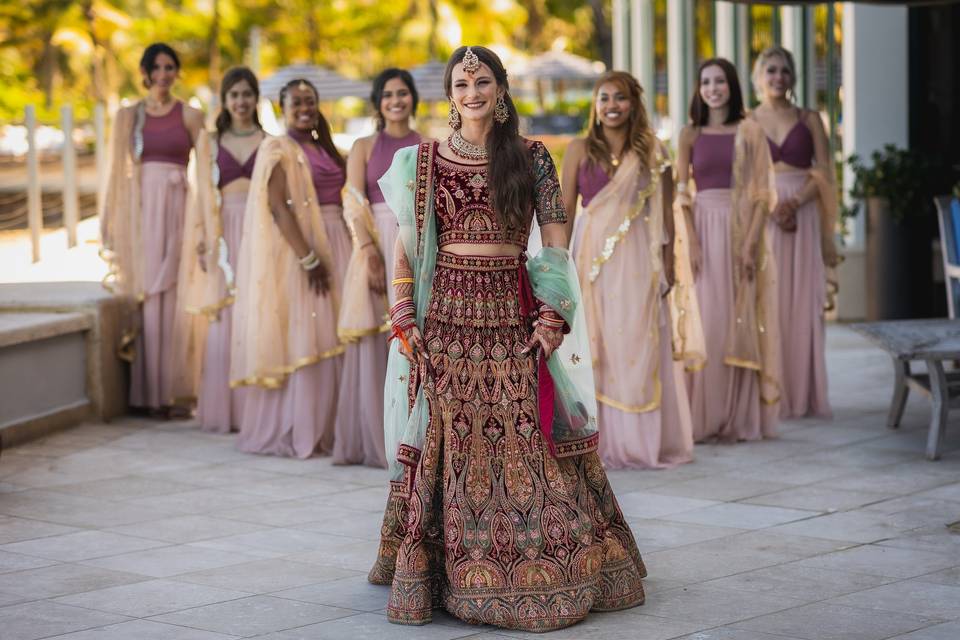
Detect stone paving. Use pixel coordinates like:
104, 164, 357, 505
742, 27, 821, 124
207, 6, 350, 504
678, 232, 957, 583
1, 325, 959, 640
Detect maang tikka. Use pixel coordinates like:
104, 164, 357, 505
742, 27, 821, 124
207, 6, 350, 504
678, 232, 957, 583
462, 47, 481, 75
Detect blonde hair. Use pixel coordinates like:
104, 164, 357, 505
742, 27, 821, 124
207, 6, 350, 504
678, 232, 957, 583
586, 71, 656, 173
752, 45, 797, 101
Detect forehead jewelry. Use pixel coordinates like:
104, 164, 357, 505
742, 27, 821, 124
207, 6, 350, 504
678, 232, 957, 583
298, 80, 309, 92
462, 47, 481, 75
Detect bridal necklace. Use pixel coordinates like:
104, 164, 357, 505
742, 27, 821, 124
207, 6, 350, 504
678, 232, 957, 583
448, 130, 488, 161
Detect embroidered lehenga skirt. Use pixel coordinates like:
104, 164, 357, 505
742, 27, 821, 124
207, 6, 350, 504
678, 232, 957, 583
369, 251, 646, 632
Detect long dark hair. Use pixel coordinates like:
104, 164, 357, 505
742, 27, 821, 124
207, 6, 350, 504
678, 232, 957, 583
279, 78, 345, 169
215, 67, 262, 139
688, 57, 745, 126
139, 43, 180, 89
586, 71, 657, 173
371, 68, 418, 131
443, 45, 532, 233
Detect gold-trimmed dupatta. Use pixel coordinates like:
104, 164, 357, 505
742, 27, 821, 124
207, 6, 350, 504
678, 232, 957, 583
337, 185, 388, 342
574, 145, 703, 412
229, 135, 343, 390
726, 119, 782, 406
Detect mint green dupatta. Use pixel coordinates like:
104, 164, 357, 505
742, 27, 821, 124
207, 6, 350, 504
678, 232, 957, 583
379, 142, 599, 495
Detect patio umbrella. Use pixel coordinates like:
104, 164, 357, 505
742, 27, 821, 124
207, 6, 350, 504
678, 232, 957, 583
409, 61, 447, 102
515, 50, 605, 82
260, 64, 371, 102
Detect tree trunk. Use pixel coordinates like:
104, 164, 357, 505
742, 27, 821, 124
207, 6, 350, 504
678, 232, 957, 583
589, 0, 612, 70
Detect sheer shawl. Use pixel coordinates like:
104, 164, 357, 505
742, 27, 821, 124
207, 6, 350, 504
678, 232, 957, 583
337, 185, 388, 341
99, 103, 143, 299
172, 132, 235, 400
575, 145, 704, 412
379, 142, 599, 494
727, 119, 781, 405
807, 145, 841, 312
229, 135, 343, 389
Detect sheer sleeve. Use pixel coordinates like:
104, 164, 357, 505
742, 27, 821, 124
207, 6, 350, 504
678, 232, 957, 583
531, 141, 566, 226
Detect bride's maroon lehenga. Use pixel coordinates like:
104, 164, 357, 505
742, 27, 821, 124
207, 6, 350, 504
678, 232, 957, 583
369, 141, 647, 632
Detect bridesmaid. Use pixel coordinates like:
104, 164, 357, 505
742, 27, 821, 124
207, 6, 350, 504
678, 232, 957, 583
676, 58, 782, 443
231, 79, 351, 458
561, 70, 695, 469
100, 42, 205, 416
750, 45, 837, 419
334, 69, 421, 467
189, 67, 265, 432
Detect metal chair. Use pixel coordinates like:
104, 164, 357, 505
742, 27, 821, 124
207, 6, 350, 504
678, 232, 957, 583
934, 195, 960, 318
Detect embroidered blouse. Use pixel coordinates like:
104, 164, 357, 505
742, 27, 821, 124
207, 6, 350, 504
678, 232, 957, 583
432, 139, 565, 249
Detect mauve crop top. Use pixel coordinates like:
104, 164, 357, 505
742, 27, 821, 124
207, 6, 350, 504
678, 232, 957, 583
577, 161, 610, 208
691, 132, 735, 191
365, 130, 421, 204
767, 117, 814, 169
289, 130, 345, 206
217, 144, 258, 189
141, 102, 193, 166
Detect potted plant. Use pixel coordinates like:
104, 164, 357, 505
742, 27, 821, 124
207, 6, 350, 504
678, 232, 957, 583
845, 144, 934, 320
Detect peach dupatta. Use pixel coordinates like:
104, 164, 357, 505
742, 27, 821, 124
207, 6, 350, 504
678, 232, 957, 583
229, 135, 344, 389
575, 147, 703, 413
337, 185, 388, 341
727, 119, 781, 405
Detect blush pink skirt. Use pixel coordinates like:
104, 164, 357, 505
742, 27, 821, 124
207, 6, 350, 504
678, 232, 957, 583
332, 203, 398, 468
686, 189, 778, 442
236, 205, 350, 458
130, 161, 187, 409
197, 192, 248, 433
769, 170, 831, 419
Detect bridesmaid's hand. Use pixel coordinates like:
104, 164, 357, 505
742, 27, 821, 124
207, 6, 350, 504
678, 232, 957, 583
662, 244, 676, 295
823, 242, 841, 268
306, 262, 331, 295
736, 243, 757, 282
196, 241, 207, 273
364, 243, 387, 295
688, 235, 703, 280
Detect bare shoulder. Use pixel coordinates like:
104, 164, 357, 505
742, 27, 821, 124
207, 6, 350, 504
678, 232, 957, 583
802, 108, 827, 134
350, 134, 375, 156
678, 124, 698, 148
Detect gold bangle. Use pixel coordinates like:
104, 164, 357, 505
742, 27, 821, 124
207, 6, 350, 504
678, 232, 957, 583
392, 277, 415, 285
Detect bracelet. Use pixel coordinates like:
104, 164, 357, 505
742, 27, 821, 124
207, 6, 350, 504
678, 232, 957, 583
299, 250, 320, 271
392, 277, 415, 286
676, 182, 688, 194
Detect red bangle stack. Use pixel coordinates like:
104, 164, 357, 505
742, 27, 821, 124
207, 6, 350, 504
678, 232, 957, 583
390, 298, 416, 333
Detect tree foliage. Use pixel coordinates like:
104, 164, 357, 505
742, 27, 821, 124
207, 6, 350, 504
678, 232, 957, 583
0, 0, 611, 122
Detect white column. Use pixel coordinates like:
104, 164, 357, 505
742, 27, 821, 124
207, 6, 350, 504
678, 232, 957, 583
25, 105, 42, 263
630, 0, 655, 98
839, 3, 909, 319
612, 0, 629, 72
95, 103, 106, 219
781, 5, 808, 107
668, 0, 694, 148
715, 1, 736, 61
61, 105, 79, 248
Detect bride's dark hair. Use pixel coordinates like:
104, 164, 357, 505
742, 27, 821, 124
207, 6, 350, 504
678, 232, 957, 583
444, 46, 533, 233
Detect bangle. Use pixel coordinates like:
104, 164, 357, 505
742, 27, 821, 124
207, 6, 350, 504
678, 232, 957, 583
299, 250, 320, 271
676, 182, 688, 194
392, 277, 415, 286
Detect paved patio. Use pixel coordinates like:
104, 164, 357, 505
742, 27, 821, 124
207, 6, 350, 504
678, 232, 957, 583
1, 325, 959, 640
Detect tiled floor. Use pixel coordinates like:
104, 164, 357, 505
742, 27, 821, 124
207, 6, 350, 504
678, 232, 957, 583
1, 325, 959, 639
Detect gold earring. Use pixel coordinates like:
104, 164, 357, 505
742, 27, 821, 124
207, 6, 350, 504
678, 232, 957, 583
494, 94, 509, 124
448, 100, 461, 129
